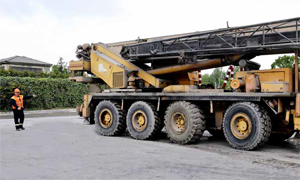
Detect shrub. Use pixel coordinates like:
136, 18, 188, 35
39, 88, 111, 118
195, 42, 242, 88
0, 69, 71, 78
0, 77, 89, 111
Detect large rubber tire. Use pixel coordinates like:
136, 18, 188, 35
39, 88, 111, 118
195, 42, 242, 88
223, 102, 272, 150
94, 101, 126, 136
164, 101, 205, 144
126, 101, 162, 140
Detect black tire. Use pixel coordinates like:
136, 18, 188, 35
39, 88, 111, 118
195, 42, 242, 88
94, 100, 126, 136
126, 101, 162, 140
164, 101, 205, 144
223, 102, 272, 150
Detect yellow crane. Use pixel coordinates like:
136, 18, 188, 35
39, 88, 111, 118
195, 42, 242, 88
70, 17, 300, 150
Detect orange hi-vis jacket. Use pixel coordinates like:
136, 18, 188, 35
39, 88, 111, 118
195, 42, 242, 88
11, 95, 24, 109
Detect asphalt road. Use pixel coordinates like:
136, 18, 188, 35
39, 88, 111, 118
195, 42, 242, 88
1, 115, 299, 180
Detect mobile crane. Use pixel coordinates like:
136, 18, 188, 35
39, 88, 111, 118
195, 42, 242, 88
70, 17, 300, 150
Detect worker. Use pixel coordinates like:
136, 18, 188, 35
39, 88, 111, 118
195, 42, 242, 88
10, 88, 36, 131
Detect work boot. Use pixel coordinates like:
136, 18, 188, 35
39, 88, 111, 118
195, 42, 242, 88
20, 127, 25, 130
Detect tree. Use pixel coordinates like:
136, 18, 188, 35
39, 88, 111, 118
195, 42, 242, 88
210, 68, 225, 89
271, 55, 299, 69
201, 67, 237, 89
51, 57, 70, 75
201, 74, 213, 85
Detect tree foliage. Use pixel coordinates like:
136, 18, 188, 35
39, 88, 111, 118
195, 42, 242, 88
271, 55, 298, 69
210, 68, 225, 89
51, 57, 70, 75
201, 74, 212, 85
201, 67, 238, 89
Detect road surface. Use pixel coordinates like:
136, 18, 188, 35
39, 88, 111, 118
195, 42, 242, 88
1, 115, 299, 180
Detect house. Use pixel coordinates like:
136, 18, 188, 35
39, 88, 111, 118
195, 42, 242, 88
0, 56, 52, 73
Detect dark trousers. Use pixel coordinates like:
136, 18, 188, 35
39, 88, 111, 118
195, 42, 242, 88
13, 109, 24, 129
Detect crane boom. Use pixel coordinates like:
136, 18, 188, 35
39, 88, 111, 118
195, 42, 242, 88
121, 17, 300, 61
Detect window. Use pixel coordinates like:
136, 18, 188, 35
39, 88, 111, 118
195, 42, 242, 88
10, 66, 43, 73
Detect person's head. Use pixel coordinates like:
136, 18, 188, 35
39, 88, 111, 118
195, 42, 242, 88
13, 88, 21, 97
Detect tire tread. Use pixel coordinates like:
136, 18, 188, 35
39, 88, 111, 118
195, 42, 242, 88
127, 101, 162, 140
164, 101, 205, 144
223, 102, 272, 150
95, 100, 126, 136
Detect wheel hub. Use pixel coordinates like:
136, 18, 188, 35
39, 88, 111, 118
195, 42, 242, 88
137, 115, 145, 126
104, 114, 111, 122
99, 109, 113, 128
176, 115, 186, 130
132, 110, 148, 131
237, 119, 248, 131
171, 112, 186, 134
230, 113, 252, 139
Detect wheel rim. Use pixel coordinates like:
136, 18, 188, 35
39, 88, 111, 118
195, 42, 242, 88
171, 112, 186, 134
230, 113, 252, 139
132, 110, 148, 131
99, 108, 113, 128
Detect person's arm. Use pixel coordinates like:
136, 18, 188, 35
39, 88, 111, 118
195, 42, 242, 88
24, 94, 36, 100
10, 99, 18, 109
23, 95, 33, 100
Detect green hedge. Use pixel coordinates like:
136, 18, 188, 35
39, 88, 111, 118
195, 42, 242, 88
0, 69, 70, 78
0, 77, 89, 111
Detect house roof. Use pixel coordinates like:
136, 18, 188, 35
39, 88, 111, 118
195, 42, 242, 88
0, 56, 52, 67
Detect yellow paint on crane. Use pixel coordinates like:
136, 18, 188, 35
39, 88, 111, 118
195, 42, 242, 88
91, 43, 168, 88
69, 60, 91, 71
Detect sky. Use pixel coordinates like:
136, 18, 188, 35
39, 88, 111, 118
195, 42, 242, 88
0, 0, 299, 74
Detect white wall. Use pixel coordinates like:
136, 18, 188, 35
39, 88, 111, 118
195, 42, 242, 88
1, 64, 51, 73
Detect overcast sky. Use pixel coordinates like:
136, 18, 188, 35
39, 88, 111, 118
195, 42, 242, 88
0, 0, 299, 74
